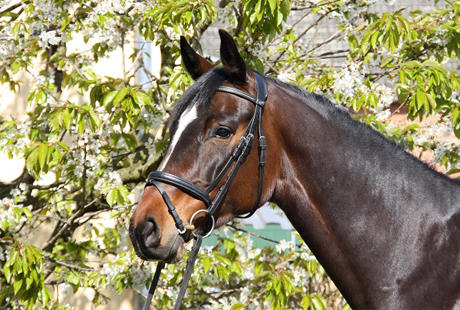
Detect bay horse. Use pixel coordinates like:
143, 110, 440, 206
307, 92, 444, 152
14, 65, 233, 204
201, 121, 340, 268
129, 30, 460, 309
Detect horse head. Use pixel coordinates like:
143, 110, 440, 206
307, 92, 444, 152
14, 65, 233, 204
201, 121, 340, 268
129, 30, 280, 262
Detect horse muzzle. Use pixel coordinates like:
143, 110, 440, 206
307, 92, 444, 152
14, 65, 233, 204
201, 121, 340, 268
129, 216, 186, 263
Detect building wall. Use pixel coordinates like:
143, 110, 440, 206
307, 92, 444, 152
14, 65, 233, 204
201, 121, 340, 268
201, 0, 443, 62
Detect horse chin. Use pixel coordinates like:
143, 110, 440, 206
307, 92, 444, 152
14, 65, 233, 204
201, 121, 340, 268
167, 242, 185, 263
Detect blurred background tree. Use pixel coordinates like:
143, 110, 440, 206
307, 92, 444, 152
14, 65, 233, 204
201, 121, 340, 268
0, 0, 458, 309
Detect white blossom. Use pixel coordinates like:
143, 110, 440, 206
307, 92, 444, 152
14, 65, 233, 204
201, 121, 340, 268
434, 142, 449, 163
108, 171, 123, 185
38, 30, 62, 48
332, 65, 364, 100
374, 84, 394, 110
376, 109, 391, 121
59, 283, 73, 298
276, 239, 294, 253
277, 70, 296, 83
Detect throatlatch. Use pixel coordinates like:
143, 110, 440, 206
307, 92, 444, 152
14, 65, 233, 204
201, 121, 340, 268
142, 72, 268, 310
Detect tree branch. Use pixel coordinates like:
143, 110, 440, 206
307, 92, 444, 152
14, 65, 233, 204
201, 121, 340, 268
303, 30, 342, 55
227, 223, 302, 248
118, 155, 162, 184
0, 1, 25, 15
273, 12, 332, 64
292, 0, 343, 11
42, 199, 98, 251
45, 255, 94, 272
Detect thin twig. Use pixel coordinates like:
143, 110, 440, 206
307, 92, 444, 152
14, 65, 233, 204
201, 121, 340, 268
304, 30, 342, 55
45, 255, 94, 272
121, 29, 127, 84
77, 202, 137, 225
42, 199, 98, 250
227, 224, 280, 245
292, 0, 342, 10
312, 48, 349, 58
291, 10, 312, 29
0, 1, 24, 15
273, 13, 329, 63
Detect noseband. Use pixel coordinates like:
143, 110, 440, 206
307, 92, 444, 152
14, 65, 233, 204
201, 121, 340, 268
142, 72, 268, 310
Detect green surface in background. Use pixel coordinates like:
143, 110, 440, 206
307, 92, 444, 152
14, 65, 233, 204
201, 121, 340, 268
202, 224, 294, 248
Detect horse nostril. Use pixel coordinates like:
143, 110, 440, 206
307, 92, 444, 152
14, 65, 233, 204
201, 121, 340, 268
142, 217, 161, 248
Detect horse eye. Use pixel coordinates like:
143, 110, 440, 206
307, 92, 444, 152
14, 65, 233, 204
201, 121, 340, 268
214, 127, 233, 139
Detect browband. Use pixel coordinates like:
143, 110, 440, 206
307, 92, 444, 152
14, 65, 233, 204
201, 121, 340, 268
216, 73, 268, 107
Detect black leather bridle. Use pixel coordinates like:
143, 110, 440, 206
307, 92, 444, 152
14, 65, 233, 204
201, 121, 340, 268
142, 72, 268, 310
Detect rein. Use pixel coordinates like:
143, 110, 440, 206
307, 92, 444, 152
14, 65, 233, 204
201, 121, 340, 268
142, 72, 268, 309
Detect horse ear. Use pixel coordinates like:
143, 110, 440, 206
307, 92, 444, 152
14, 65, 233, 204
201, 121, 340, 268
180, 36, 213, 80
218, 29, 247, 84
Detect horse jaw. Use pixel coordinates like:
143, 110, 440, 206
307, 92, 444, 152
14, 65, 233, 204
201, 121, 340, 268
215, 212, 235, 228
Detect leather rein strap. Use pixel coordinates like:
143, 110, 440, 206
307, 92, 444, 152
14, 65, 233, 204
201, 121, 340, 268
142, 72, 268, 309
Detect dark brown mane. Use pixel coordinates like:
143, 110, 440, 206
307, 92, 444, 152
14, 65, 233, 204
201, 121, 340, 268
266, 75, 459, 185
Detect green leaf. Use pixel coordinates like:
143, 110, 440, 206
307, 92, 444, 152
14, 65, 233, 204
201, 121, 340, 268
425, 93, 437, 110
202, 256, 211, 273
3, 263, 12, 283
25, 276, 34, 289
403, 60, 420, 68
268, 0, 276, 13
279, 0, 291, 17
311, 294, 326, 310
78, 118, 85, 135
415, 89, 426, 110
12, 22, 21, 40
381, 56, 395, 68
66, 271, 80, 286
454, 121, 460, 138
26, 246, 34, 265
116, 185, 129, 205
343, 304, 352, 310
103, 90, 118, 106
230, 304, 246, 310
452, 107, 459, 124
38, 143, 49, 172
370, 31, 379, 48
447, 168, 460, 175
13, 278, 23, 295
136, 91, 152, 107
63, 108, 72, 130
106, 189, 117, 207
123, 133, 137, 150
301, 295, 311, 309
113, 88, 129, 106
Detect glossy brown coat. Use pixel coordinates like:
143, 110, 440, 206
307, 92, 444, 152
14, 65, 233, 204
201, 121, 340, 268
130, 30, 460, 309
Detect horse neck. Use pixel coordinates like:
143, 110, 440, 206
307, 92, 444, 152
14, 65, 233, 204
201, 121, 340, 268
267, 83, 460, 308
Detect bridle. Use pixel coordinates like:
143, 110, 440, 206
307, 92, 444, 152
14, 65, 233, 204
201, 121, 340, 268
142, 72, 268, 310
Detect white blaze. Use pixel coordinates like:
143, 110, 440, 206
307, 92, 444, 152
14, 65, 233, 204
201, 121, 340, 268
158, 104, 198, 170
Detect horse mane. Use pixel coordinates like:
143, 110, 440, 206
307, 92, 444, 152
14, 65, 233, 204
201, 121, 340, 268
265, 75, 460, 185
168, 68, 457, 184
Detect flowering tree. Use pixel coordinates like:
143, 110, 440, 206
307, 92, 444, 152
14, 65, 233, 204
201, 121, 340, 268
1, 0, 459, 309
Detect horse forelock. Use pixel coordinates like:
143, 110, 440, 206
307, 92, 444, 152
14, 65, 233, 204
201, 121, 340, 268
168, 68, 228, 133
